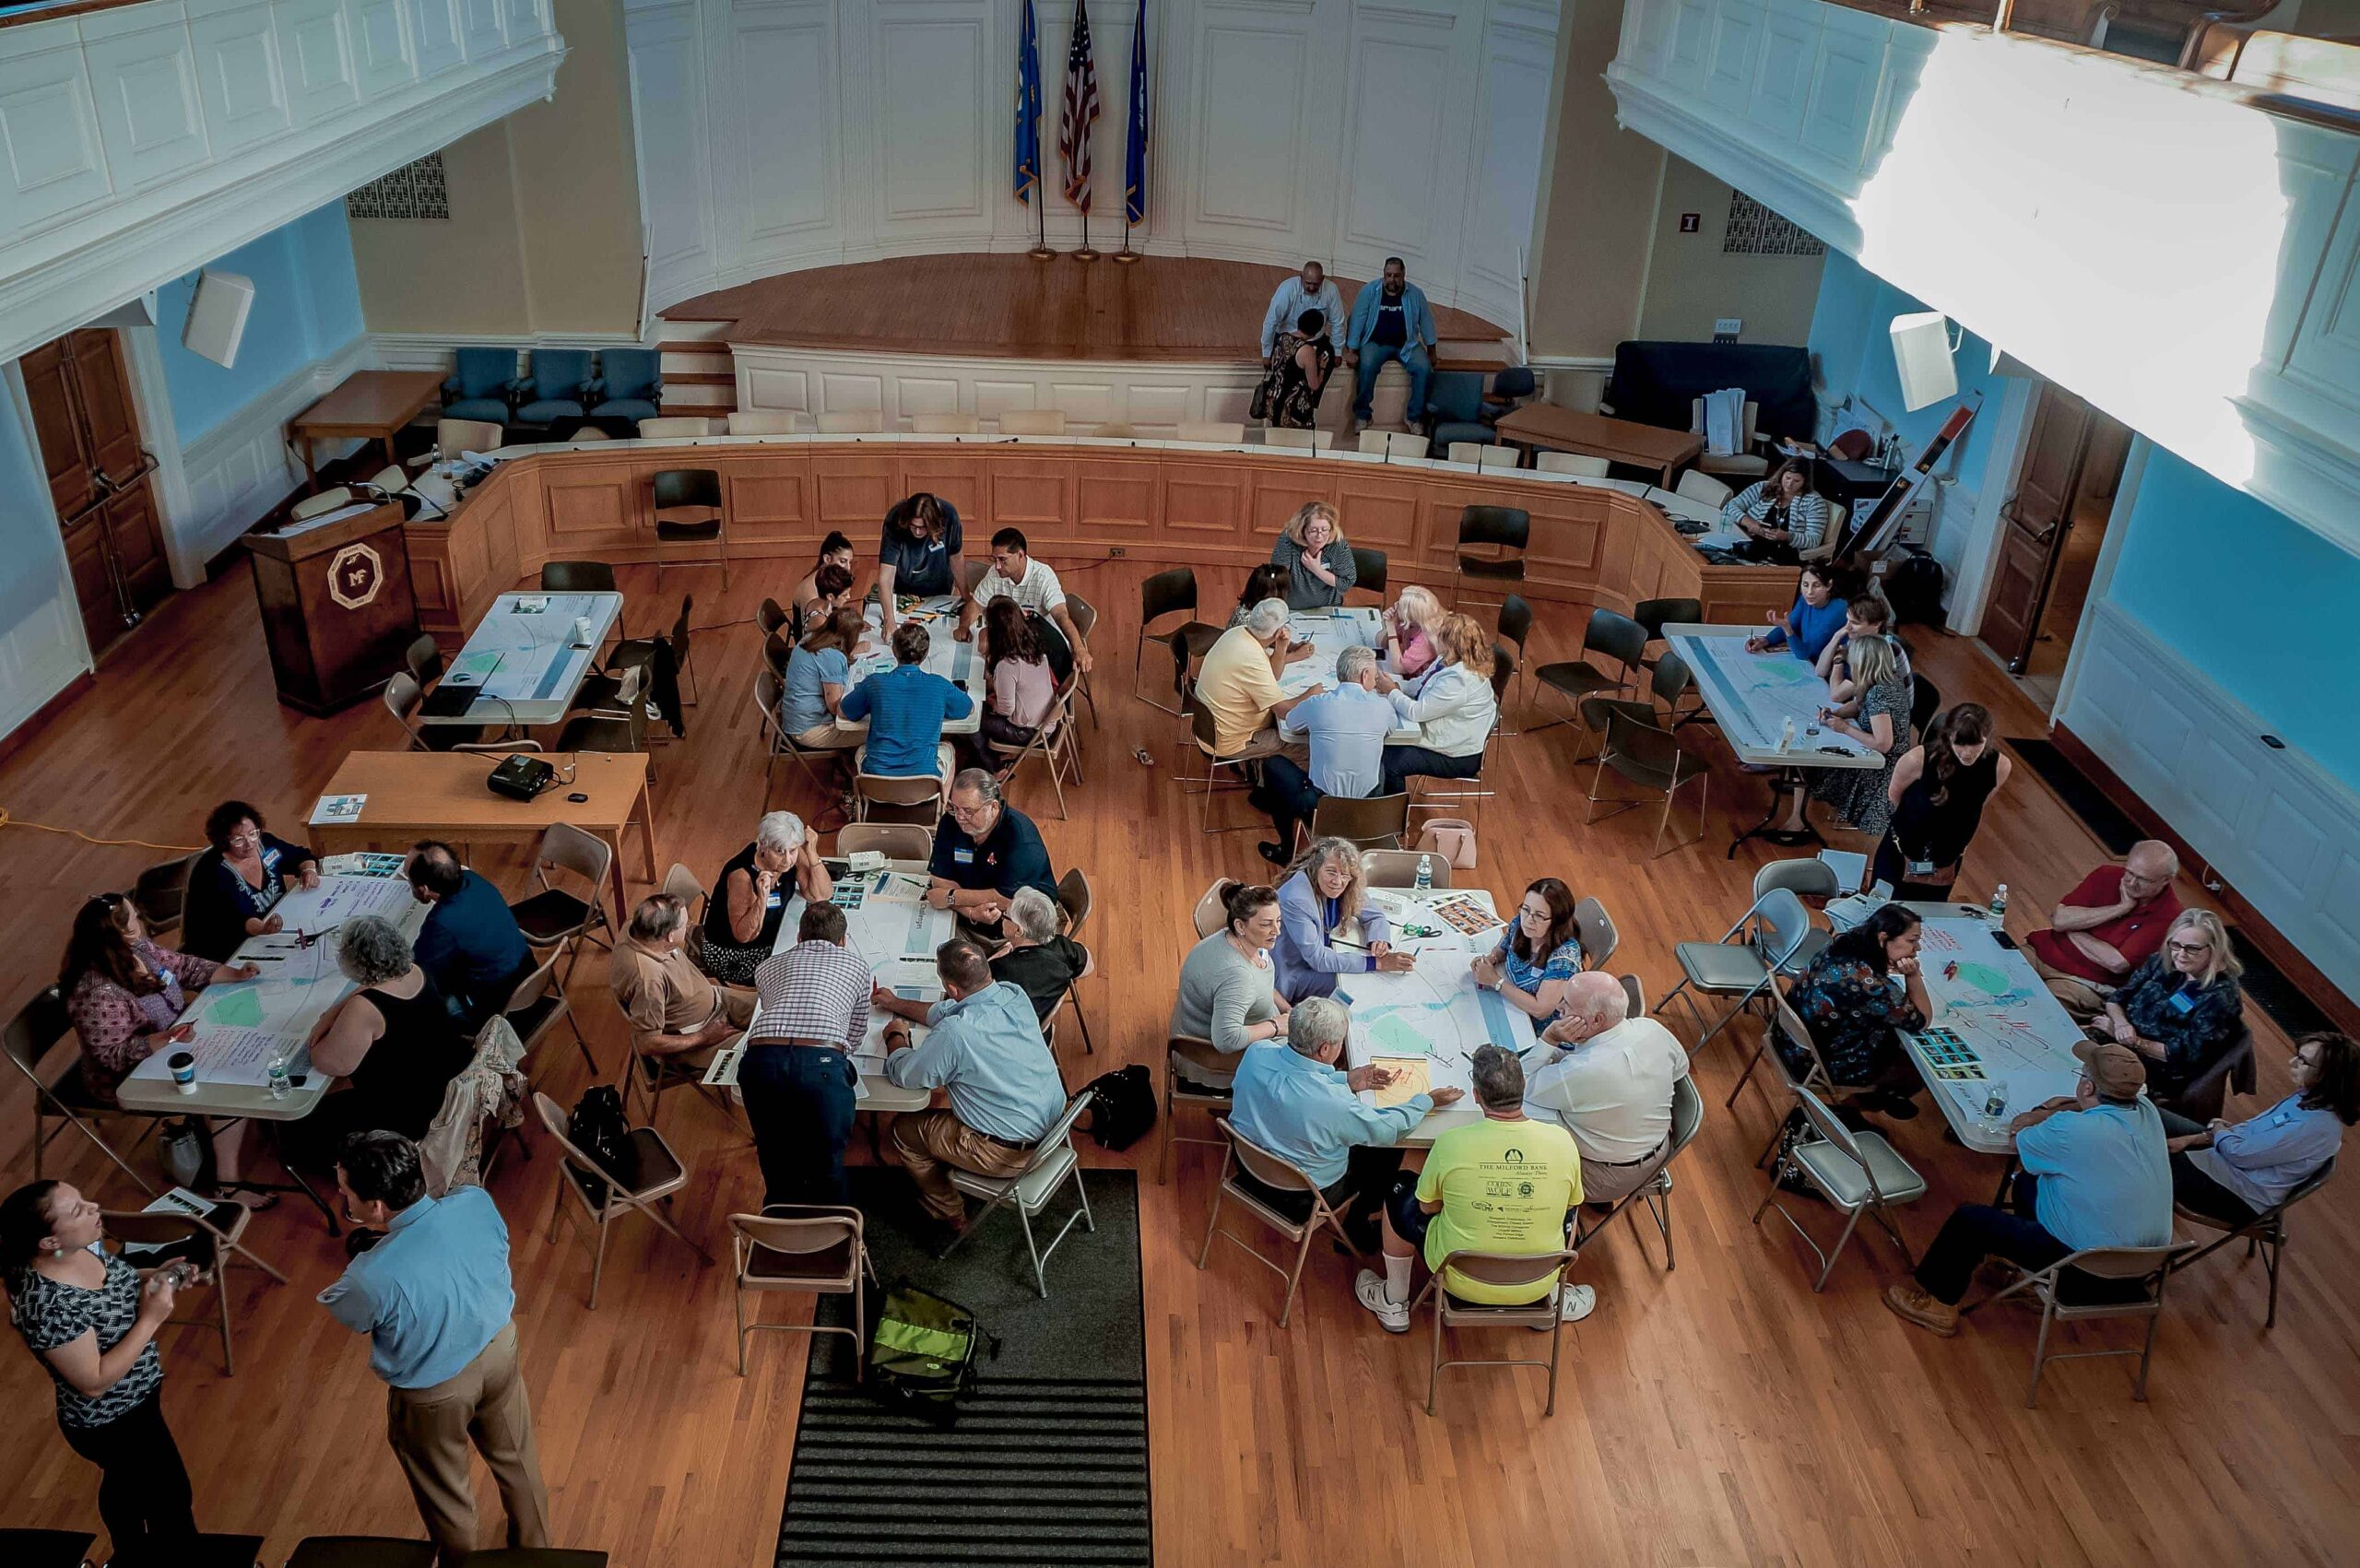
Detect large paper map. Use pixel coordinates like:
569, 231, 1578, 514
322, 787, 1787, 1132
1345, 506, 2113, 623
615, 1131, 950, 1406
854, 596, 975, 685
1675, 633, 1871, 760
454, 593, 610, 704
1278, 608, 1382, 697
1337, 965, 1528, 1081
1913, 918, 2084, 1114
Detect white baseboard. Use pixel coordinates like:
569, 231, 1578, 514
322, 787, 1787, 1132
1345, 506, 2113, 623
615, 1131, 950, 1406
176, 336, 375, 571
2059, 599, 2360, 1001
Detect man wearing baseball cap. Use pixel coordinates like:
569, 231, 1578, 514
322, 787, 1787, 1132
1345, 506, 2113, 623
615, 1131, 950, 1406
1884, 1039, 2173, 1337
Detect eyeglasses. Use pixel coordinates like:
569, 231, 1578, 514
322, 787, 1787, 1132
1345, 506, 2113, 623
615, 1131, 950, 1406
2165, 939, 2212, 956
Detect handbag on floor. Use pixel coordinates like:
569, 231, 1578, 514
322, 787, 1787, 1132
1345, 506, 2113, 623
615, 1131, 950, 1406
868, 1282, 997, 1427
1080, 1066, 1156, 1150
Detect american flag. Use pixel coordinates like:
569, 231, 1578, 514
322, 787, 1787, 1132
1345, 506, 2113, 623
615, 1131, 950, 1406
1058, 0, 1099, 209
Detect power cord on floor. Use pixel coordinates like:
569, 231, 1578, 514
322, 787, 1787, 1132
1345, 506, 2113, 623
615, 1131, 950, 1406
0, 807, 200, 855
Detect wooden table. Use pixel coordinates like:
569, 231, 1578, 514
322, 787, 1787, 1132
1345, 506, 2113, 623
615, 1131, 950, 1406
424, 591, 624, 726
306, 749, 657, 923
287, 371, 446, 491
1494, 404, 1704, 486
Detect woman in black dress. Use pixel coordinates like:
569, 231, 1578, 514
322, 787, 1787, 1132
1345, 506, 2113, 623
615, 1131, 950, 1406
284, 915, 472, 1169
1874, 702, 2012, 901
183, 799, 319, 961
702, 810, 835, 986
4, 1179, 200, 1563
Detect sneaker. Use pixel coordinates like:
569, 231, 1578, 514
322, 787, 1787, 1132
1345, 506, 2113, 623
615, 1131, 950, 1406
1354, 1268, 1410, 1333
1882, 1282, 1960, 1337
1532, 1283, 1597, 1328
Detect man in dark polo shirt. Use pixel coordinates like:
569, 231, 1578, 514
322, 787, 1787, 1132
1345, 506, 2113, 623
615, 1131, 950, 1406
2024, 840, 2182, 1020
406, 842, 532, 1030
926, 769, 1057, 944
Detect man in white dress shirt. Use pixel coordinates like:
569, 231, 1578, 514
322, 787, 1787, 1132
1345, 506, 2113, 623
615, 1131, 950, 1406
1521, 972, 1690, 1205
958, 526, 1092, 672
1259, 262, 1346, 361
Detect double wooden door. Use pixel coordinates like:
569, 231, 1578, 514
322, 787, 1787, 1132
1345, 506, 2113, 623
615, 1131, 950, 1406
1979, 383, 2094, 673
23, 330, 171, 656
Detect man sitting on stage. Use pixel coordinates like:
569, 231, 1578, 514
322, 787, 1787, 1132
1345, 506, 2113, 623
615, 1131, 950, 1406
1259, 261, 1345, 363
1343, 257, 1436, 433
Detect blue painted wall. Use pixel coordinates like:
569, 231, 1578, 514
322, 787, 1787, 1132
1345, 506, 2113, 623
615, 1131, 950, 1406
155, 202, 365, 446
2107, 447, 2360, 778
0, 368, 66, 639
1806, 251, 2002, 499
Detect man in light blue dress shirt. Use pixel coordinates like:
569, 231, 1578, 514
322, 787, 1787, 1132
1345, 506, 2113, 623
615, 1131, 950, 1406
1259, 262, 1346, 361
320, 1131, 550, 1565
878, 939, 1069, 1243
1255, 643, 1398, 865
1229, 997, 1461, 1250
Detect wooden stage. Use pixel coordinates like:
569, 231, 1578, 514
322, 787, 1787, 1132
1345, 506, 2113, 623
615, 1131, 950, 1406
3, 557, 2356, 1565
667, 253, 1511, 361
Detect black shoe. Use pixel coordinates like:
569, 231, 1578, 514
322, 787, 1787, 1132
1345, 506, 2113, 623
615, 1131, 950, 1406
1257, 841, 1291, 867
1871, 1091, 1921, 1121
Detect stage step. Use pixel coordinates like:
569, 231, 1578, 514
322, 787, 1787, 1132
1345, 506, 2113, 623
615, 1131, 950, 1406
657, 317, 733, 344
664, 371, 736, 385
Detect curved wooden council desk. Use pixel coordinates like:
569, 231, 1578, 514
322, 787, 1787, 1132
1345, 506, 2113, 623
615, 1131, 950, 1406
401, 432, 1801, 641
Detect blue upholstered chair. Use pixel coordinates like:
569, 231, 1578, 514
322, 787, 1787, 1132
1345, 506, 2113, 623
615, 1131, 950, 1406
516, 349, 593, 425
1423, 371, 1489, 446
443, 348, 520, 424
589, 348, 663, 423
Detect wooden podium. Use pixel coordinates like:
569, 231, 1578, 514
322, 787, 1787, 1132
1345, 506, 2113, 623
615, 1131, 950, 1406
245, 501, 420, 714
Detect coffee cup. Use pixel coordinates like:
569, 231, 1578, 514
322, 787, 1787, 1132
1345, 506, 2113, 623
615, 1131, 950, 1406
168, 1051, 197, 1093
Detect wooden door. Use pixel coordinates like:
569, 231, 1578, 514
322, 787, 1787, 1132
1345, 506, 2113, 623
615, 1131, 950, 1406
20, 339, 95, 519
1980, 383, 2094, 672
21, 328, 171, 654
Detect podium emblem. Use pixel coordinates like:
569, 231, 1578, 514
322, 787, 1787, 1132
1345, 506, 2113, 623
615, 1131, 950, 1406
327, 543, 384, 609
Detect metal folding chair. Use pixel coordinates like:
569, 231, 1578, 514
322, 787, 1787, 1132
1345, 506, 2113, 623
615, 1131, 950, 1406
836, 823, 932, 860
1411, 1247, 1578, 1416
1654, 888, 1811, 1050
728, 1205, 877, 1375
2166, 1157, 2335, 1328
1573, 1075, 1703, 1269
1197, 1123, 1363, 1326
1752, 1084, 1926, 1291
1964, 1239, 2200, 1407
533, 1091, 711, 1308
941, 1091, 1098, 1295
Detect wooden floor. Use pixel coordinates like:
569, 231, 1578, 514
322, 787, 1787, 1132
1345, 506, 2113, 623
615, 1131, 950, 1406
2, 558, 2355, 1568
666, 254, 1509, 360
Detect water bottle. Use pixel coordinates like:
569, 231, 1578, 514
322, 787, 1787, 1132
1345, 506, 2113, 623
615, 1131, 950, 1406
1414, 855, 1434, 892
266, 1049, 292, 1101
1776, 716, 1796, 753
1988, 883, 2009, 922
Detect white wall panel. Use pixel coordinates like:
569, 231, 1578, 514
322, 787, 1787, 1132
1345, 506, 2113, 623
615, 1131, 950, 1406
732, 11, 835, 243
0, 29, 114, 232
738, 343, 1267, 433
626, 4, 714, 302
873, 12, 986, 227
191, 5, 291, 155
1459, 23, 1552, 303
459, 0, 506, 57
85, 21, 210, 193
1340, 36, 1448, 260
276, 0, 360, 124
1192, 25, 1304, 231
409, 0, 465, 76
352, 0, 419, 96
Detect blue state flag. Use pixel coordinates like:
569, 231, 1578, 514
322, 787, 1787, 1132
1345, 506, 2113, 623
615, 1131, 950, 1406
1015, 0, 1044, 202
1123, 0, 1149, 225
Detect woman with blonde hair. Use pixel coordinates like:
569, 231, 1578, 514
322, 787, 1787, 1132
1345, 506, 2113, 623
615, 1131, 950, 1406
1378, 611, 1497, 796
2099, 908, 2248, 1105
1272, 837, 1412, 1003
1272, 501, 1356, 609
1773, 631, 1911, 841
1382, 584, 1444, 681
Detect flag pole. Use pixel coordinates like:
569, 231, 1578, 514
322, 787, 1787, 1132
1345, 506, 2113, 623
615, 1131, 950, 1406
1075, 206, 1097, 262
1030, 194, 1053, 261
1113, 222, 1138, 263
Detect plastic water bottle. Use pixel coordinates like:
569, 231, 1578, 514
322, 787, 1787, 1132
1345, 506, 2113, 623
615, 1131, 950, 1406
1414, 855, 1434, 892
1776, 716, 1796, 753
266, 1049, 292, 1101
1988, 883, 2009, 922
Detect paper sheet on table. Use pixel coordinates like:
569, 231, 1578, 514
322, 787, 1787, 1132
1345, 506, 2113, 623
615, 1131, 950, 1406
1370, 1057, 1432, 1108
270, 875, 415, 931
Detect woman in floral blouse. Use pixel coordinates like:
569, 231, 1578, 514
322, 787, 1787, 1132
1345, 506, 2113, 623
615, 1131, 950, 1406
1781, 903, 1930, 1118
2099, 908, 2247, 1106
60, 893, 262, 1201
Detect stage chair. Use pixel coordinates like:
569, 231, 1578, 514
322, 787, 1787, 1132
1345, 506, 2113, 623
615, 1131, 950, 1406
1674, 470, 1732, 509
727, 410, 808, 435
637, 417, 723, 439
1263, 428, 1333, 450
1691, 396, 1767, 477
1537, 452, 1610, 477
442, 348, 520, 423
534, 1091, 709, 1309
999, 409, 1068, 435
818, 410, 884, 433
1198, 1123, 1362, 1327
516, 350, 591, 426
292, 486, 357, 521
912, 412, 979, 433
1475, 445, 1522, 472
1446, 441, 1487, 466
1176, 420, 1245, 443
1092, 420, 1138, 438
588, 348, 662, 423
414, 419, 503, 468
1752, 1083, 1925, 1292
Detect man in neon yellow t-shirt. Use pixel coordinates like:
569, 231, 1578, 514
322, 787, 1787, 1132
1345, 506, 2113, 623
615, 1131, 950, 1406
1356, 1044, 1592, 1331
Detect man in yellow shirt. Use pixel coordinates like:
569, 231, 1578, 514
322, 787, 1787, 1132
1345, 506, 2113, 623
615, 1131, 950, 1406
1194, 597, 1322, 758
1356, 1043, 1593, 1329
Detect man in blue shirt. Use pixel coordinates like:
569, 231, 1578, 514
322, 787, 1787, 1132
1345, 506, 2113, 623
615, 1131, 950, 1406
1884, 1041, 2173, 1337
877, 939, 1069, 1245
1343, 257, 1437, 431
406, 841, 533, 1029
1254, 643, 1398, 865
1229, 996, 1459, 1251
319, 1131, 550, 1565
927, 769, 1058, 942
839, 620, 973, 786
1259, 261, 1346, 360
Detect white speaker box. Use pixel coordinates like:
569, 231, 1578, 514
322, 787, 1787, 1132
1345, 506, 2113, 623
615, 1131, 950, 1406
1889, 311, 1957, 411
183, 268, 254, 369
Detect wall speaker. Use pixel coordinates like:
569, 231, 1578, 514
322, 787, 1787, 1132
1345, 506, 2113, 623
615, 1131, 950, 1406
1889, 311, 1957, 411
183, 268, 255, 369
88, 293, 158, 329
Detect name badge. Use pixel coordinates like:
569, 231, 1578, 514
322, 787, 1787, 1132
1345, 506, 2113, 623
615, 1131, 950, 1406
764, 890, 783, 910
2165, 988, 2198, 1016
952, 847, 975, 866
261, 847, 280, 873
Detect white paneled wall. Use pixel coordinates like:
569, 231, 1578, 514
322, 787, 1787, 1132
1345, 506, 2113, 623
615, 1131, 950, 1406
623, 0, 1556, 332
733, 343, 1264, 430
2059, 601, 2360, 1003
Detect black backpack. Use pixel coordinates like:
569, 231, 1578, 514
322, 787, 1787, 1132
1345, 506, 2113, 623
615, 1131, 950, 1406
1080, 1066, 1156, 1150
567, 1084, 639, 1187
1885, 548, 1947, 625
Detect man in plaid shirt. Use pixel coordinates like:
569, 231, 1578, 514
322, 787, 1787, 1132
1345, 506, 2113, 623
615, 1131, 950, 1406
742, 902, 872, 1205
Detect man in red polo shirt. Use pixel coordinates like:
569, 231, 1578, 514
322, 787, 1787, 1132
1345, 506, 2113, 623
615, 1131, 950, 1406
2024, 840, 2182, 1019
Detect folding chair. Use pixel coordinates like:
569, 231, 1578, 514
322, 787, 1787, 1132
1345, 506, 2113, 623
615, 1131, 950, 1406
753, 669, 845, 808
1360, 849, 1452, 889
1161, 1035, 1235, 1184
283, 1538, 437, 1568
1064, 593, 1101, 730
837, 823, 932, 860
1530, 609, 1646, 732
533, 1091, 711, 1308
1188, 701, 1268, 834
131, 850, 200, 937
6, 986, 159, 1195
1573, 1075, 1702, 1269
1306, 792, 1410, 855
1574, 896, 1618, 970
1412, 1248, 1578, 1416
1197, 1124, 1363, 1326
1753, 856, 1841, 973
501, 952, 596, 1076
1752, 1084, 1925, 1291
1405, 651, 1513, 832
990, 670, 1083, 820
1583, 705, 1709, 857
507, 822, 614, 989
103, 1202, 266, 1373
1654, 887, 1811, 1050
854, 772, 946, 826
2167, 1157, 2334, 1328
1056, 867, 1095, 1055
1134, 568, 1221, 719
0, 1529, 94, 1568
1619, 974, 1645, 1016
1964, 1240, 2199, 1407
728, 1206, 877, 1375
940, 1091, 1098, 1295
451, 1551, 609, 1568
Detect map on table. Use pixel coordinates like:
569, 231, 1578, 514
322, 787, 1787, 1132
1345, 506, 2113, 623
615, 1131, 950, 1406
1676, 634, 1870, 760
1338, 966, 1528, 1070
1370, 1057, 1433, 1108
1278, 609, 1381, 696
463, 593, 608, 702
856, 596, 974, 685
1913, 918, 2084, 1114
784, 872, 949, 974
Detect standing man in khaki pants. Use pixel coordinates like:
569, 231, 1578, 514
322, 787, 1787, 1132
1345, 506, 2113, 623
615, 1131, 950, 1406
319, 1130, 552, 1565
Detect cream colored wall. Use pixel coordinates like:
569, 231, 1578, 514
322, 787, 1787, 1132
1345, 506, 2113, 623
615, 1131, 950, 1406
349, 0, 642, 336
1526, 0, 1663, 366
1634, 156, 1825, 346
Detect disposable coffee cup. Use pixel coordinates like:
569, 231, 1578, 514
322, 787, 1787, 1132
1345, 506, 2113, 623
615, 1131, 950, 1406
572, 615, 596, 645
168, 1051, 197, 1093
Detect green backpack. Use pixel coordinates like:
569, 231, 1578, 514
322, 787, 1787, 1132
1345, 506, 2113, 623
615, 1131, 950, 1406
867, 1281, 998, 1426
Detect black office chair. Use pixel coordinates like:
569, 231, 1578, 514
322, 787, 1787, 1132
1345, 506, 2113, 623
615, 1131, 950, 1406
1910, 673, 1943, 743
1632, 596, 1701, 672
540, 560, 617, 594
651, 468, 727, 588
0, 1528, 94, 1568
1349, 547, 1388, 604
1453, 505, 1528, 608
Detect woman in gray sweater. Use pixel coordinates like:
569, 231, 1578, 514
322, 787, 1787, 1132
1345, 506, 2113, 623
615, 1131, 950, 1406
1270, 502, 1357, 609
1173, 884, 1293, 1067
